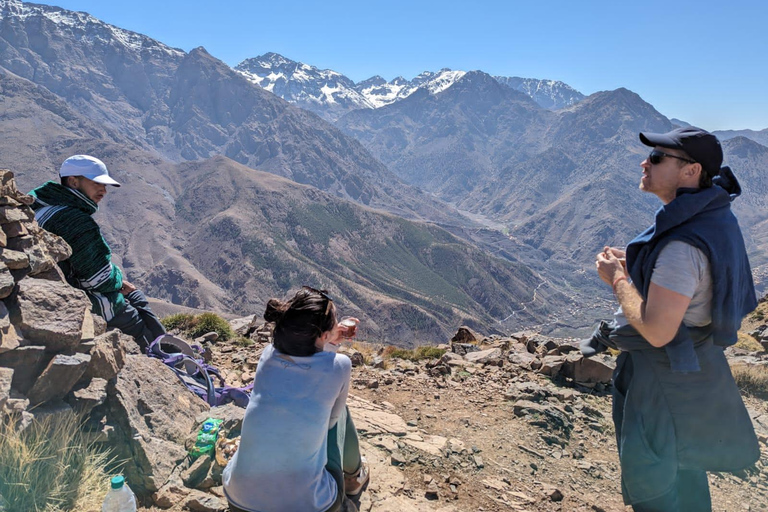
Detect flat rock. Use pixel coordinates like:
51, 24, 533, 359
9, 278, 90, 351
27, 353, 91, 406
184, 490, 227, 512
464, 347, 502, 365
348, 394, 409, 436
401, 432, 449, 456
107, 354, 210, 496
0, 248, 29, 269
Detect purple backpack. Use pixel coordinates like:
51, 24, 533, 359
147, 334, 252, 407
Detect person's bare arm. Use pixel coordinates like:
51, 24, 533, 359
596, 247, 691, 347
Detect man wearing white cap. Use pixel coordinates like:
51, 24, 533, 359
29, 155, 165, 351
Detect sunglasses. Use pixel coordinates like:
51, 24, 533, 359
648, 150, 696, 166
302, 286, 334, 316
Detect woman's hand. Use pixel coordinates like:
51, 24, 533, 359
338, 317, 360, 339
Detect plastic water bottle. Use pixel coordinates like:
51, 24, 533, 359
101, 475, 136, 512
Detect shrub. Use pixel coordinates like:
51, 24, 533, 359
161, 312, 196, 332
161, 312, 234, 342
187, 312, 234, 342
385, 345, 446, 361
0, 413, 115, 511
731, 364, 768, 399
735, 332, 765, 353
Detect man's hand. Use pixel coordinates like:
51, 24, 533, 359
596, 246, 626, 286
120, 280, 136, 296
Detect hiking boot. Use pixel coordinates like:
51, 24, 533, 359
344, 457, 370, 497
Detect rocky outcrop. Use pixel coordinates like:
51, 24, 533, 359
107, 355, 209, 496
0, 170, 101, 420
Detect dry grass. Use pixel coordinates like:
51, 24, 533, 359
0, 412, 115, 511
735, 332, 765, 353
731, 364, 768, 399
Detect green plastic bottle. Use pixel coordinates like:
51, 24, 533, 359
189, 418, 223, 459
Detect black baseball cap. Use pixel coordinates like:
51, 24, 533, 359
639, 126, 723, 177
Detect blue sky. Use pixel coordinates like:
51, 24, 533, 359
35, 0, 768, 130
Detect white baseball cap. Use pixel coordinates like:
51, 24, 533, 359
59, 155, 121, 187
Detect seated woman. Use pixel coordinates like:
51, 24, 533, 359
223, 287, 369, 512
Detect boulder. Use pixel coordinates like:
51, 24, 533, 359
0, 248, 28, 270
538, 355, 566, 377
2, 221, 28, 238
182, 455, 213, 489
0, 345, 49, 393
0, 205, 34, 224
68, 377, 108, 415
508, 350, 539, 370
464, 347, 503, 365
93, 313, 107, 336
185, 490, 227, 512
451, 326, 480, 344
0, 300, 22, 353
36, 228, 72, 263
9, 278, 90, 352
0, 227, 5, 247
27, 353, 91, 406
229, 315, 254, 336
0, 262, 14, 299
193, 403, 245, 440
25, 245, 55, 276
107, 355, 209, 496
562, 354, 616, 384
6, 235, 35, 251
30, 399, 75, 425
84, 330, 129, 380
451, 343, 480, 356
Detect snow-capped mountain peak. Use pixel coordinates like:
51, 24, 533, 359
235, 53, 374, 120
0, 0, 184, 57
233, 52, 586, 120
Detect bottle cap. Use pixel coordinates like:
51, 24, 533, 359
110, 475, 125, 489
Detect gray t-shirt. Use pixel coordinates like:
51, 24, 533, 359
650, 240, 712, 327
614, 240, 712, 328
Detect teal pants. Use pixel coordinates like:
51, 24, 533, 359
324, 406, 362, 512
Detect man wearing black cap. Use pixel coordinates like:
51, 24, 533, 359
29, 155, 166, 351
586, 127, 760, 510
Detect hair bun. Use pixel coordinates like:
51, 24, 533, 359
263, 298, 286, 323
